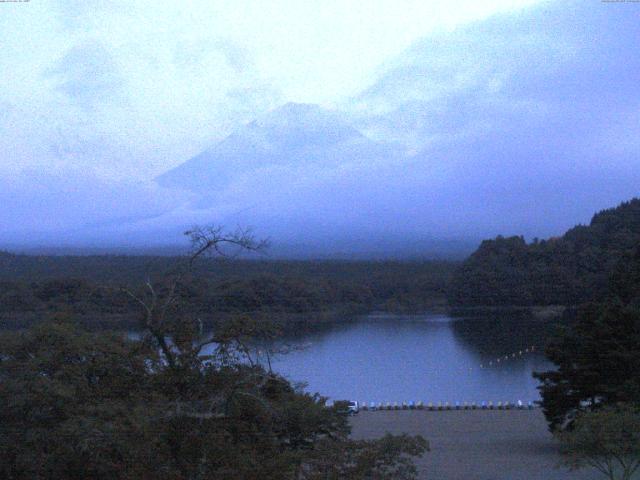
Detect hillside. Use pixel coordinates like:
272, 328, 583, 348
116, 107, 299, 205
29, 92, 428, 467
448, 198, 640, 307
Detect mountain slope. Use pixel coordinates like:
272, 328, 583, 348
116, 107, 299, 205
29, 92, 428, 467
157, 102, 403, 195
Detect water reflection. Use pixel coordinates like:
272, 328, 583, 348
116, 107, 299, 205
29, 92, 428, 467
449, 311, 559, 357
260, 313, 556, 403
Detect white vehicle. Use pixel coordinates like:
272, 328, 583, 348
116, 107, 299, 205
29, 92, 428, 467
347, 401, 359, 414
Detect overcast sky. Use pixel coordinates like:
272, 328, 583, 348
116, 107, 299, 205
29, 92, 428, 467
2, 0, 540, 179
1, 0, 639, 253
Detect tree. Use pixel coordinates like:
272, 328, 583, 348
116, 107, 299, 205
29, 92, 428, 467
535, 244, 640, 430
301, 434, 429, 479
120, 225, 268, 371
0, 315, 159, 479
534, 301, 640, 431
449, 198, 640, 308
557, 404, 640, 480
534, 245, 640, 432
0, 226, 428, 479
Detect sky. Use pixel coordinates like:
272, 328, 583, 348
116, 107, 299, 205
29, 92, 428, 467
1, 0, 539, 179
1, 0, 639, 255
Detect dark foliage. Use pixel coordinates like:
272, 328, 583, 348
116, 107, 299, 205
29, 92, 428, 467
0, 317, 426, 479
0, 258, 455, 331
0, 228, 428, 479
534, 247, 640, 431
449, 198, 640, 307
557, 404, 640, 480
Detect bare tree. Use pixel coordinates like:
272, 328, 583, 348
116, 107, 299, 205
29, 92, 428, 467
122, 225, 268, 369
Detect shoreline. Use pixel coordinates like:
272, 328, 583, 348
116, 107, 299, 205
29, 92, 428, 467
350, 410, 599, 480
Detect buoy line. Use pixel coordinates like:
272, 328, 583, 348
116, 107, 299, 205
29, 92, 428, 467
479, 345, 536, 370
356, 400, 537, 412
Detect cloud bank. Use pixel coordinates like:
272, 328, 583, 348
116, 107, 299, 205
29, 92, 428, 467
1, 0, 639, 256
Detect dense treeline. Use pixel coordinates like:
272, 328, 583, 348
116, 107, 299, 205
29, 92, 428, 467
449, 198, 640, 307
535, 245, 640, 432
0, 312, 427, 479
0, 255, 456, 330
0, 230, 429, 479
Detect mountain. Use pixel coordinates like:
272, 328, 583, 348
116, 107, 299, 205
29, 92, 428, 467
14, 1, 638, 257
157, 102, 404, 195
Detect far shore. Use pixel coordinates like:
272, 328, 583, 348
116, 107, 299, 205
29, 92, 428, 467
449, 304, 567, 318
350, 410, 600, 480
0, 303, 565, 334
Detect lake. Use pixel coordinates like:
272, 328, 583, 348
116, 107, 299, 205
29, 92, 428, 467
226, 313, 557, 404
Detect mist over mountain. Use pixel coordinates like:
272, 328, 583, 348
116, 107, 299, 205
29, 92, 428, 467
2, 0, 639, 257
157, 103, 404, 197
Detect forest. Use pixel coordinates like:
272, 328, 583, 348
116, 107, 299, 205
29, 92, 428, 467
2, 200, 640, 479
0, 252, 455, 332
3, 198, 640, 333
0, 229, 430, 480
448, 198, 640, 307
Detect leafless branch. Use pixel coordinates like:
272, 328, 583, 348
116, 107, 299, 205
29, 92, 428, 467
119, 225, 268, 371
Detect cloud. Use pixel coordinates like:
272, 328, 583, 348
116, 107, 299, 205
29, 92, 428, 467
0, 169, 195, 245
349, 0, 640, 153
6, 0, 639, 252
1, 0, 540, 181
46, 40, 124, 107
52, 0, 128, 31
336, 0, 640, 237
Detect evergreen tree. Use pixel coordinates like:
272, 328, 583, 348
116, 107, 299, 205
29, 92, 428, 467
535, 248, 640, 431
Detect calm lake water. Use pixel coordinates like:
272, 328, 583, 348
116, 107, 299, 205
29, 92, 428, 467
236, 313, 556, 404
